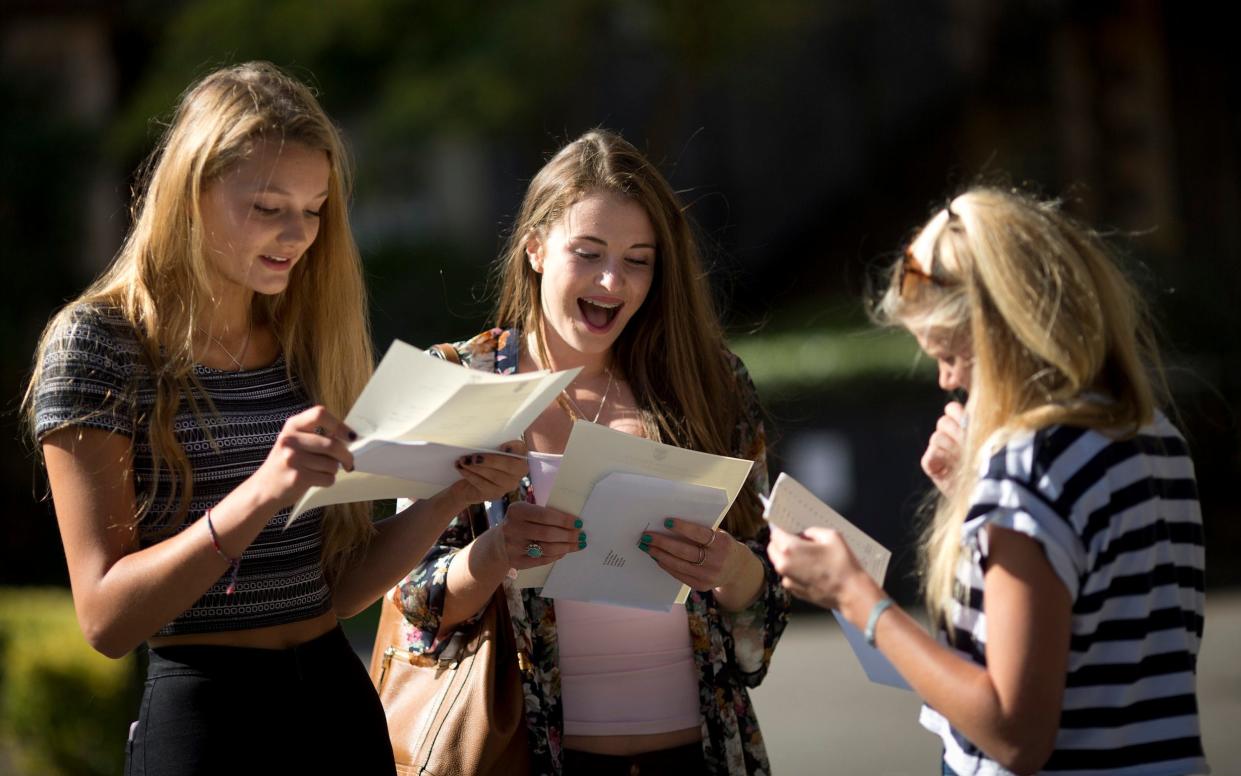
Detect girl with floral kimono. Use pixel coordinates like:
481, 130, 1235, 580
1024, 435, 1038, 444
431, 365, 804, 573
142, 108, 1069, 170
388, 130, 789, 775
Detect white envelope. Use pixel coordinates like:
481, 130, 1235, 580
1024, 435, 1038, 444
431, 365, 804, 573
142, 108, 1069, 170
515, 420, 754, 600
541, 472, 728, 611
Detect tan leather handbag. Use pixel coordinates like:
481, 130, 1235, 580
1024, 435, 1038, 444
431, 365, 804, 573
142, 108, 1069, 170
369, 584, 530, 776
369, 337, 531, 775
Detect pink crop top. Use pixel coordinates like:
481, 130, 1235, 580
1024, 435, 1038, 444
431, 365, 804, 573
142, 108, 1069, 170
556, 599, 701, 736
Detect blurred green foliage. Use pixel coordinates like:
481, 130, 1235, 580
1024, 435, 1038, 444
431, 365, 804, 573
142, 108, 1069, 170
0, 588, 141, 776
732, 325, 931, 399
108, 0, 819, 164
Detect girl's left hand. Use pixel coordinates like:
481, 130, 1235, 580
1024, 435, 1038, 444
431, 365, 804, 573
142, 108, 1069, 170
450, 439, 528, 505
638, 518, 748, 591
766, 524, 868, 611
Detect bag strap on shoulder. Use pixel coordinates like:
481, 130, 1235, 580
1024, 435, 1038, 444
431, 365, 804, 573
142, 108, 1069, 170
430, 342, 462, 364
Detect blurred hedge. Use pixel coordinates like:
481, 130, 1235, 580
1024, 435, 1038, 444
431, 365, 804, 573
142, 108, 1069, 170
0, 588, 141, 776
731, 324, 932, 399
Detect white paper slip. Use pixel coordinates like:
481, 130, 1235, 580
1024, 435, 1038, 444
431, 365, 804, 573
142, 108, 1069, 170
515, 420, 755, 599
288, 339, 578, 525
352, 439, 521, 487
763, 472, 890, 586
831, 611, 911, 690
765, 472, 907, 690
541, 473, 729, 611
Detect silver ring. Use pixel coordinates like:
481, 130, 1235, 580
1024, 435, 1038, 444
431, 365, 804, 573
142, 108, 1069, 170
692, 545, 707, 566
313, 425, 327, 436
704, 529, 719, 547
526, 542, 543, 559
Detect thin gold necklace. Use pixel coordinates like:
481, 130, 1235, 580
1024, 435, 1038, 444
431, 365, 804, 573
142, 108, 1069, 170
557, 367, 614, 423
197, 318, 253, 371
531, 340, 615, 424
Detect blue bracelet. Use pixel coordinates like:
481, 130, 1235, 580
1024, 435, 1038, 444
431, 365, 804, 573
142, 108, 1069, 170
864, 598, 895, 647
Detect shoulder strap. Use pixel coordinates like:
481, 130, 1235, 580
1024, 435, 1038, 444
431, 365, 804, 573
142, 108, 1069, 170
430, 342, 462, 364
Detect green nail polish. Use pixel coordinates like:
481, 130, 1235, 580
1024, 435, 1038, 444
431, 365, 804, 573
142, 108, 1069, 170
578, 532, 586, 541
638, 542, 650, 552
578, 541, 587, 550
641, 533, 652, 543
663, 518, 675, 529
573, 519, 583, 528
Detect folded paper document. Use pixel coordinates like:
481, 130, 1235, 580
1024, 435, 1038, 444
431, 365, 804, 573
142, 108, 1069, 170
763, 472, 890, 585
288, 340, 578, 525
763, 472, 910, 690
518, 421, 755, 609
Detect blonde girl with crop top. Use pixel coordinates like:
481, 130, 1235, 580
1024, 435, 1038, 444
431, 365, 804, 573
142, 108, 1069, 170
24, 62, 524, 776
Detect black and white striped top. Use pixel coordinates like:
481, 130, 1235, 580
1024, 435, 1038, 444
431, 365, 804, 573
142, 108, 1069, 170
920, 414, 1208, 775
34, 305, 334, 636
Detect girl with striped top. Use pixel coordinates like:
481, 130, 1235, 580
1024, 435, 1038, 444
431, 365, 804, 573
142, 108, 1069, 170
768, 188, 1208, 775
24, 62, 525, 775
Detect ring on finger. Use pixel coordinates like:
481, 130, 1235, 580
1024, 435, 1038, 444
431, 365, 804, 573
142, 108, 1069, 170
692, 545, 707, 566
526, 542, 543, 559
313, 425, 327, 436
703, 529, 719, 548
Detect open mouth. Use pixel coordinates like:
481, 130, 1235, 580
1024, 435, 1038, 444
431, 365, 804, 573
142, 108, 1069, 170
578, 297, 622, 332
259, 254, 294, 271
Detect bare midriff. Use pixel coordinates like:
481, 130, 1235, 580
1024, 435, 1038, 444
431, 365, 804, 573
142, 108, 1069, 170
146, 609, 338, 650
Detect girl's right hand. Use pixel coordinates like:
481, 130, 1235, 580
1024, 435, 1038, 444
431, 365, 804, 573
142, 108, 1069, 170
248, 406, 356, 509
921, 401, 966, 495
488, 501, 584, 570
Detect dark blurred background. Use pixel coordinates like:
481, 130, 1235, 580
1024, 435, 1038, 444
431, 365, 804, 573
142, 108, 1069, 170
2, 0, 1238, 632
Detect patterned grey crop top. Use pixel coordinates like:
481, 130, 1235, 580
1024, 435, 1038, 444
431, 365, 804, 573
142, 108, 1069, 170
33, 305, 333, 636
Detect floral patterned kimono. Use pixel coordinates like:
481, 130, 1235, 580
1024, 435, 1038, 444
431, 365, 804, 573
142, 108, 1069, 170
393, 329, 789, 775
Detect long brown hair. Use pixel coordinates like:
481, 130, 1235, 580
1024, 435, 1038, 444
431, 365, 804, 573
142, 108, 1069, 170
876, 187, 1165, 626
493, 130, 765, 538
25, 61, 375, 581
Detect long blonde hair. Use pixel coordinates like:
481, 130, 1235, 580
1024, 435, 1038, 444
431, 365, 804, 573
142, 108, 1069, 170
493, 130, 765, 538
25, 61, 375, 581
876, 187, 1165, 626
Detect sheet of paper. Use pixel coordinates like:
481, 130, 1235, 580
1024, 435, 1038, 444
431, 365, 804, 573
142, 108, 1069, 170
832, 611, 911, 689
516, 420, 754, 602
351, 439, 520, 486
293, 470, 447, 518
288, 340, 578, 525
764, 472, 908, 690
341, 340, 467, 440
541, 473, 729, 611
763, 472, 890, 586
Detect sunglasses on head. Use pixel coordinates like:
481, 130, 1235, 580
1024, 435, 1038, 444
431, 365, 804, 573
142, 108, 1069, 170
898, 204, 961, 298
898, 252, 948, 298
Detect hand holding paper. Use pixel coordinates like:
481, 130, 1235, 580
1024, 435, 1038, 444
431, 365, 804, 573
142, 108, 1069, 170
764, 472, 910, 690
522, 421, 755, 611
287, 339, 579, 525
763, 472, 890, 584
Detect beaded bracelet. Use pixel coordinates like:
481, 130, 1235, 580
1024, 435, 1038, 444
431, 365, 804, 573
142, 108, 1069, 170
205, 508, 241, 595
